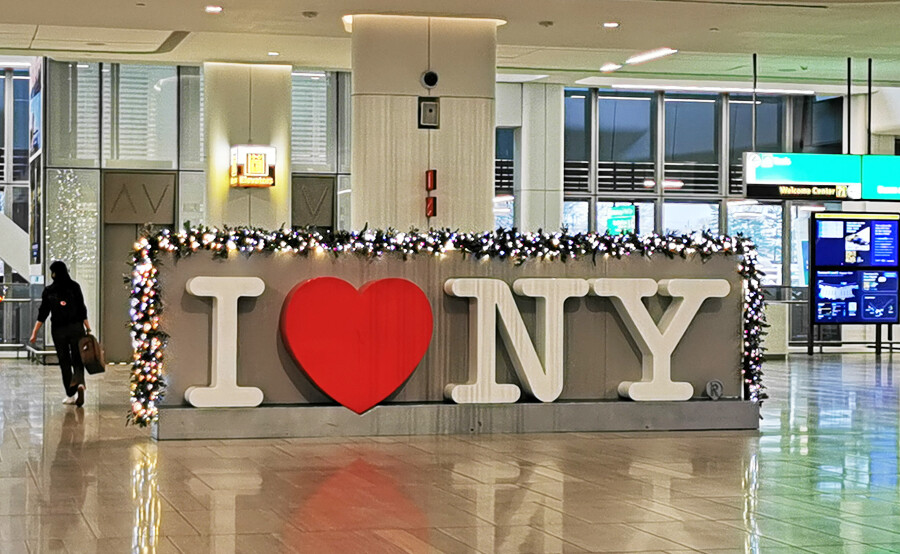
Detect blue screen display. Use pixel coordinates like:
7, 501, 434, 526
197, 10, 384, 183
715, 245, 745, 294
815, 270, 899, 324
815, 219, 899, 267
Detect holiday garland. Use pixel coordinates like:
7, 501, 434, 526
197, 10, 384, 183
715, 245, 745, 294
128, 226, 766, 427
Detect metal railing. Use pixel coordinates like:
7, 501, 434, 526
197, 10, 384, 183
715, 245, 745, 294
0, 283, 42, 355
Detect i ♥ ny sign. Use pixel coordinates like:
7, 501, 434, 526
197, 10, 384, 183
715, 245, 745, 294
182, 274, 730, 414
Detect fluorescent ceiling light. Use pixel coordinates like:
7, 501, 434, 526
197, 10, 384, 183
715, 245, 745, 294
600, 63, 622, 73
205, 5, 223, 14
611, 84, 815, 95
495, 73, 548, 83
603, 22, 620, 29
268, 51, 280, 57
625, 47, 677, 65
343, 14, 506, 33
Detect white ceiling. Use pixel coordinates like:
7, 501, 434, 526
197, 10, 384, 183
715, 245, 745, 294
1, 0, 900, 86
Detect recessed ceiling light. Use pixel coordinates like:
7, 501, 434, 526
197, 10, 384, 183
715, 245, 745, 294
539, 20, 554, 27
625, 47, 678, 65
600, 63, 622, 73
603, 22, 620, 29
205, 5, 224, 14
268, 51, 280, 57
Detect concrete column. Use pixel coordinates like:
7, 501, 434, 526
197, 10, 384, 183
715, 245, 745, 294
350, 15, 497, 232
204, 62, 292, 228
516, 83, 564, 232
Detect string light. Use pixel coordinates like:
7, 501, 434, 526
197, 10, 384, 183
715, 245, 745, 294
128, 226, 767, 426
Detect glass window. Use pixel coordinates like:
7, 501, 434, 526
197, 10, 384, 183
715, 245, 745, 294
179, 66, 205, 171
178, 172, 206, 227
494, 194, 514, 230
103, 64, 178, 169
790, 204, 822, 286
727, 201, 783, 285
598, 93, 653, 162
597, 201, 655, 235
0, 74, 5, 178
337, 72, 351, 174
12, 72, 29, 181
47, 61, 100, 168
564, 89, 590, 191
494, 127, 515, 229
291, 71, 336, 173
336, 175, 351, 231
663, 201, 720, 234
562, 199, 589, 233
664, 94, 718, 163
792, 96, 843, 154
729, 95, 784, 164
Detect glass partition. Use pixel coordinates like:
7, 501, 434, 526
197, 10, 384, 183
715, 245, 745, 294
179, 66, 205, 171
291, 71, 336, 173
102, 64, 178, 169
664, 93, 720, 195
47, 61, 100, 168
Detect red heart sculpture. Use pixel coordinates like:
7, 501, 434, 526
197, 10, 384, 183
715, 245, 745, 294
280, 277, 434, 414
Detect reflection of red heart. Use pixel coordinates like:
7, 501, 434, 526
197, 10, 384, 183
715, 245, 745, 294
284, 459, 429, 545
280, 277, 433, 414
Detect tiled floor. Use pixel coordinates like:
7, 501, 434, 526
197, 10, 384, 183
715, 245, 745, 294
1, 354, 900, 553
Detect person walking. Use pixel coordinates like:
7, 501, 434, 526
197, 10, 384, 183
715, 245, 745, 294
29, 261, 93, 407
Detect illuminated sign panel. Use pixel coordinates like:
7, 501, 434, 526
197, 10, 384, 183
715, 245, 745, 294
862, 155, 900, 201
230, 145, 276, 188
744, 153, 862, 200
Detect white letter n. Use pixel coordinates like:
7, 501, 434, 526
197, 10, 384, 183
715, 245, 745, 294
444, 278, 588, 404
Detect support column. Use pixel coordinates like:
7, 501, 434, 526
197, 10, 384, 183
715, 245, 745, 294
516, 83, 564, 232
204, 62, 292, 229
350, 15, 497, 232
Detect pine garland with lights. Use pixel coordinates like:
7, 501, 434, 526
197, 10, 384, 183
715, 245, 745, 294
128, 226, 767, 427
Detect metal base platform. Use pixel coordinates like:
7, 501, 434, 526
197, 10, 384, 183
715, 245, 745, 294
153, 400, 760, 440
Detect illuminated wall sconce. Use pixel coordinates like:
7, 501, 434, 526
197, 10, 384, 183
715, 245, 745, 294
230, 145, 277, 188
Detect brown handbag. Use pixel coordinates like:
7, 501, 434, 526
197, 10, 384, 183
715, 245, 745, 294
78, 333, 106, 375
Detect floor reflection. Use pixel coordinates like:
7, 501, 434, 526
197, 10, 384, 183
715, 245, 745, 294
2, 354, 900, 552
132, 445, 160, 553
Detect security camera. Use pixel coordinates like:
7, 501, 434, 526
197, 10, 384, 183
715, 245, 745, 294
420, 70, 439, 89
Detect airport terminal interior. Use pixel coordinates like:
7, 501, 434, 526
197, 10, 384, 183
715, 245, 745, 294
3, 0, 900, 552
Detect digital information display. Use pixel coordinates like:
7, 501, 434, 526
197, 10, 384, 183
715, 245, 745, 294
814, 270, 899, 324
814, 216, 899, 268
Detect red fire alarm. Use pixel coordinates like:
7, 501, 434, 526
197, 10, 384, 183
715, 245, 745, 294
425, 197, 437, 218
425, 169, 437, 191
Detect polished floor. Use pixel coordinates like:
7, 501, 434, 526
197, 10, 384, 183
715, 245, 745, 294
1, 354, 900, 553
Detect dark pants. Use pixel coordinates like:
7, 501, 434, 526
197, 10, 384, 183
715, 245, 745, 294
53, 324, 86, 397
